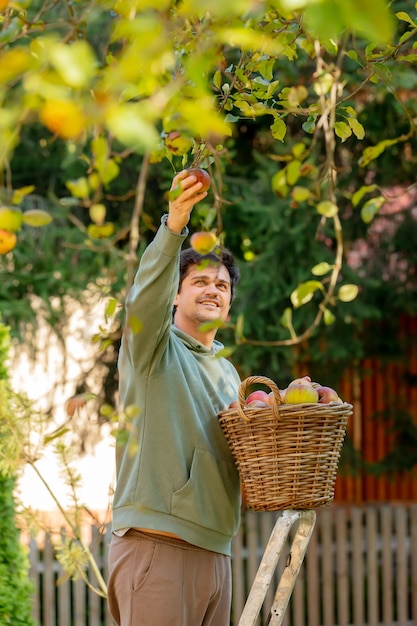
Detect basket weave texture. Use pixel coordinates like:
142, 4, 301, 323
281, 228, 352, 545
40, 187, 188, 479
218, 375, 352, 511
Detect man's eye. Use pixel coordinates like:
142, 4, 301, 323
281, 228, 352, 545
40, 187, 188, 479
217, 283, 227, 291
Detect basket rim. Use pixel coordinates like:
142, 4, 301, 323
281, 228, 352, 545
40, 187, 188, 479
219, 373, 353, 423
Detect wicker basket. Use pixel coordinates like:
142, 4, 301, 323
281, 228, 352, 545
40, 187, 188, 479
218, 375, 352, 511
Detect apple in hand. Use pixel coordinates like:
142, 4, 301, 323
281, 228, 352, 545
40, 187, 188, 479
285, 382, 319, 404
317, 385, 341, 404
190, 231, 217, 255
186, 167, 211, 192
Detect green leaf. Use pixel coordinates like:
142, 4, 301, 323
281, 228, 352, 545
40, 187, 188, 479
43, 427, 70, 445
335, 121, 352, 142
290, 280, 324, 308
358, 138, 397, 167
198, 319, 226, 332
215, 346, 235, 358
128, 315, 143, 334
360, 196, 385, 223
292, 186, 311, 202
270, 117, 286, 141
105, 297, 118, 319
48, 40, 97, 88
348, 118, 365, 140
125, 404, 140, 420
352, 184, 377, 206
100, 404, 116, 418
312, 262, 333, 276
316, 201, 338, 217
286, 159, 301, 186
235, 313, 245, 341
338, 284, 359, 302
271, 169, 289, 198
323, 308, 336, 325
106, 103, 160, 152
213, 70, 221, 90
302, 115, 316, 134
280, 307, 292, 329
395, 11, 416, 26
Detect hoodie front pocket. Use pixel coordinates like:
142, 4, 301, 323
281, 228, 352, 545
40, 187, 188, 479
170, 448, 239, 537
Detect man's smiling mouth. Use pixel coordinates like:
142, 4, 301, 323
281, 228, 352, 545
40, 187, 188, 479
199, 299, 219, 308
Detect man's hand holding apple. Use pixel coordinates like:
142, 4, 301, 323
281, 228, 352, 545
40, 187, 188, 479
167, 170, 208, 234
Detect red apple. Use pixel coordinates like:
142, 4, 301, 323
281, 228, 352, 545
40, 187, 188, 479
186, 167, 211, 192
246, 390, 269, 405
268, 388, 286, 405
228, 400, 239, 409
288, 375, 312, 386
285, 383, 319, 404
190, 231, 217, 255
317, 385, 340, 404
246, 400, 269, 408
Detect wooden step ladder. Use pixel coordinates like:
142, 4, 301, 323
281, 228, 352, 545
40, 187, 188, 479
238, 509, 316, 626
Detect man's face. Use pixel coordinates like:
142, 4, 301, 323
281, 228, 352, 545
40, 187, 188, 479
173, 263, 232, 332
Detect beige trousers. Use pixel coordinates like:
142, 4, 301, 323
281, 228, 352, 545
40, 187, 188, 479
107, 529, 232, 626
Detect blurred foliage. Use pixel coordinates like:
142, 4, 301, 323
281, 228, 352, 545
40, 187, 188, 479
0, 321, 36, 625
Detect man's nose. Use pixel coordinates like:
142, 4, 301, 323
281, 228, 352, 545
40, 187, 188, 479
205, 284, 220, 296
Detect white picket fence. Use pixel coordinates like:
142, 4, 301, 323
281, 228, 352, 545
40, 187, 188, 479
23, 503, 417, 626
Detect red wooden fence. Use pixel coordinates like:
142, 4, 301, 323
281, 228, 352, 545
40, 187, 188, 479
334, 314, 417, 503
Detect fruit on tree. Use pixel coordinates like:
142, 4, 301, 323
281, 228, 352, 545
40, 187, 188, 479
0, 206, 23, 232
285, 382, 319, 404
0, 229, 17, 254
317, 385, 340, 404
190, 231, 217, 255
186, 167, 211, 192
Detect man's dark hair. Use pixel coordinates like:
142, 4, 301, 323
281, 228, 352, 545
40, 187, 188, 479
179, 246, 240, 302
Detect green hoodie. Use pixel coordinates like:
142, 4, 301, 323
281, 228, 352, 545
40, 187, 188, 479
112, 216, 241, 556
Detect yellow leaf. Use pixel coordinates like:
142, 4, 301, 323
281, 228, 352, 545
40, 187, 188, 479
87, 222, 115, 239
48, 41, 97, 88
0, 47, 34, 84
40, 100, 86, 139
22, 209, 53, 227
89, 203, 106, 225
105, 103, 160, 151
66, 177, 90, 199
0, 206, 23, 232
12, 185, 35, 205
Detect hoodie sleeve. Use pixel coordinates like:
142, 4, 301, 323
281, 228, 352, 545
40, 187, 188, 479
121, 215, 188, 373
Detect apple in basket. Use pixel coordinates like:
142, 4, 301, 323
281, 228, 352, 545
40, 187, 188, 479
245, 390, 270, 408
285, 378, 319, 404
316, 385, 342, 404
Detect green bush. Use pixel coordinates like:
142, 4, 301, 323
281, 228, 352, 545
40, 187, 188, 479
0, 321, 36, 626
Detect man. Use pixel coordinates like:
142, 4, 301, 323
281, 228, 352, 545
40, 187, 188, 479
107, 169, 242, 626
